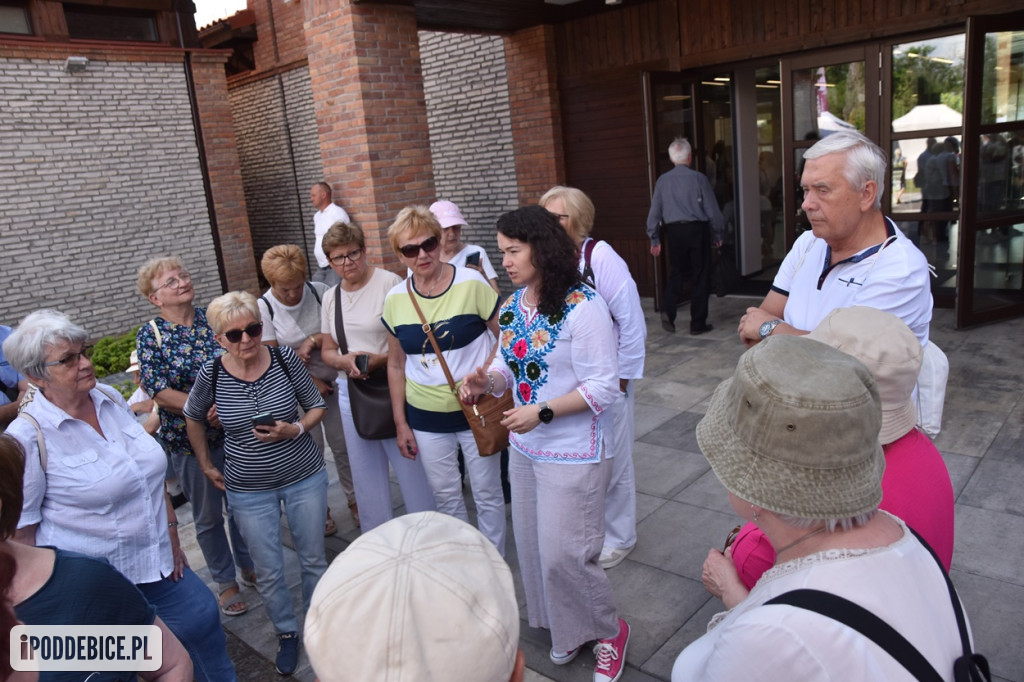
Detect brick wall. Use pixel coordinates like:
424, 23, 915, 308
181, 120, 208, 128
0, 55, 224, 337
419, 31, 518, 295
504, 25, 565, 207
229, 66, 324, 280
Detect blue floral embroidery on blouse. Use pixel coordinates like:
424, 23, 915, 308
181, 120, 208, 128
498, 285, 594, 406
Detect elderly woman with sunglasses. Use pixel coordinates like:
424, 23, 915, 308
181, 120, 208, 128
135, 256, 255, 619
3, 310, 237, 681
183, 291, 328, 676
381, 206, 506, 555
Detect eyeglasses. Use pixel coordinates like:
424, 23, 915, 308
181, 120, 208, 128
153, 272, 192, 293
222, 322, 263, 343
329, 249, 363, 265
45, 345, 93, 368
398, 236, 440, 259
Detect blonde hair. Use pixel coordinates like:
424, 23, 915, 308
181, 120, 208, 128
206, 291, 261, 335
137, 256, 187, 297
261, 245, 308, 286
539, 185, 595, 242
387, 206, 442, 257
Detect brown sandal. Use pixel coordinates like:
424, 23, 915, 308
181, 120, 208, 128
324, 508, 338, 537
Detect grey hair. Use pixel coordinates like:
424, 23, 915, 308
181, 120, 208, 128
803, 130, 887, 210
206, 291, 262, 335
668, 137, 692, 165
2, 310, 88, 382
775, 510, 878, 533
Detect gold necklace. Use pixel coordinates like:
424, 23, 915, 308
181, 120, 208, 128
774, 526, 827, 559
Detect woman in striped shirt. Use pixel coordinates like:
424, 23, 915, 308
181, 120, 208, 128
184, 291, 327, 676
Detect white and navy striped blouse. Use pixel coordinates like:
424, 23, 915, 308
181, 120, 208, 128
184, 345, 326, 492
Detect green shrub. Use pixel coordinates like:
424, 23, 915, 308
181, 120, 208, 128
91, 326, 140, 379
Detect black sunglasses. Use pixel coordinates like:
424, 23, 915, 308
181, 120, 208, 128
398, 236, 440, 259
223, 322, 263, 343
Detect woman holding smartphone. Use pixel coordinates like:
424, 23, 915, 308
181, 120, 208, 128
183, 291, 327, 677
319, 221, 436, 534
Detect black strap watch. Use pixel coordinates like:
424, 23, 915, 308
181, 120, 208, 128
537, 401, 554, 424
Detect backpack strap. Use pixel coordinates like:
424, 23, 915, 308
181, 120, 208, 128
269, 345, 294, 387
766, 589, 943, 682
259, 295, 275, 320
17, 412, 47, 472
305, 281, 322, 305
582, 238, 597, 287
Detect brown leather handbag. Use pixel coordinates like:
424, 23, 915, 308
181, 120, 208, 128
406, 279, 512, 456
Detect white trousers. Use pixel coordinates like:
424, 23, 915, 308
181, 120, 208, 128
336, 379, 436, 533
603, 381, 637, 551
413, 428, 507, 556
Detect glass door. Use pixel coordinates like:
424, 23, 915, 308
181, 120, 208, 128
957, 13, 1024, 327
780, 46, 881, 252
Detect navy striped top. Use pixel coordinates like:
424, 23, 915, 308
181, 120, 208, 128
184, 345, 326, 492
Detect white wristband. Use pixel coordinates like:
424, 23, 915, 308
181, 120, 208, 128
293, 422, 305, 439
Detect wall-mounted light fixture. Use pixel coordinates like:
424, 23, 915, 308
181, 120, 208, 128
606, 0, 623, 5
63, 56, 89, 74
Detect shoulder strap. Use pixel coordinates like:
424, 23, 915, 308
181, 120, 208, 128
270, 345, 294, 387
148, 319, 162, 348
306, 281, 322, 305
333, 284, 348, 354
766, 589, 943, 682
18, 412, 47, 472
259, 295, 275, 320
582, 238, 597, 286
211, 356, 222, 400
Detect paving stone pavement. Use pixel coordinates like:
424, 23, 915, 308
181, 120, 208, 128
175, 295, 1024, 682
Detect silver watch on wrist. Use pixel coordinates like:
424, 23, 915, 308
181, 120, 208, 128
758, 319, 783, 339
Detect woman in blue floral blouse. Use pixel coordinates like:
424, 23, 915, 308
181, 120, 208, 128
135, 256, 256, 619
460, 206, 631, 682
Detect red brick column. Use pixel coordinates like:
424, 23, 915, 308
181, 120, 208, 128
190, 50, 259, 293
504, 25, 564, 206
303, 0, 434, 273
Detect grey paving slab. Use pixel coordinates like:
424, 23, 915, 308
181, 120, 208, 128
950, 569, 1024, 682
959, 457, 1024, 517
631, 501, 738, 581
636, 410, 703, 454
986, 395, 1024, 464
932, 405, 1009, 457
644, 598, 721, 680
941, 450, 982, 500
633, 441, 710, 499
952, 505, 1024, 588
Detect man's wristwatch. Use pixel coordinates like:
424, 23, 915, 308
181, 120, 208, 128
537, 402, 554, 424
759, 319, 783, 339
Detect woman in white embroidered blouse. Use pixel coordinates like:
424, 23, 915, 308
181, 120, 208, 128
460, 206, 630, 682
3, 309, 237, 681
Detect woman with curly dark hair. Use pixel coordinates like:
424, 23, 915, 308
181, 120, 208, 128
460, 205, 630, 682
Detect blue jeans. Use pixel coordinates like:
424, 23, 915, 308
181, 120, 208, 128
171, 445, 254, 589
137, 568, 236, 682
227, 468, 329, 635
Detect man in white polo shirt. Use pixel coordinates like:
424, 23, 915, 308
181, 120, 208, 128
738, 130, 932, 348
311, 181, 351, 287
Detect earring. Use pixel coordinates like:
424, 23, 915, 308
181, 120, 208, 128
751, 506, 760, 523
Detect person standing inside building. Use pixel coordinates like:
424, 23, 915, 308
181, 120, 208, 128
647, 137, 724, 336
310, 182, 351, 287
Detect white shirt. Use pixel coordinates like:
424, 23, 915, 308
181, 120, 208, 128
579, 239, 646, 379
321, 267, 401, 357
313, 203, 351, 268
672, 514, 966, 682
10, 385, 173, 584
258, 281, 336, 382
773, 219, 933, 345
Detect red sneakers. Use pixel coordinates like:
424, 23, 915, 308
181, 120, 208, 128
593, 618, 630, 682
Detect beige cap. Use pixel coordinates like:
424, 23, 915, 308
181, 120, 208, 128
304, 512, 519, 682
807, 306, 922, 445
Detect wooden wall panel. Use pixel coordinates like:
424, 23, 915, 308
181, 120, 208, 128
560, 67, 656, 296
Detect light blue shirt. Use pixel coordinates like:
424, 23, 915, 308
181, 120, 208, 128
0, 325, 25, 405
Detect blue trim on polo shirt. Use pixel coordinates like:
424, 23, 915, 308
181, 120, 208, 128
817, 220, 896, 290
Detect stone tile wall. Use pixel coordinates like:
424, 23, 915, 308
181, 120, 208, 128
228, 66, 324, 280
0, 56, 224, 337
419, 30, 519, 295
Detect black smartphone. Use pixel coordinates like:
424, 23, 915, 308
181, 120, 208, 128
252, 412, 276, 428
465, 252, 481, 267
355, 354, 370, 375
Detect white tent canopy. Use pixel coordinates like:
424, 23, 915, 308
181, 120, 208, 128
892, 104, 963, 180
